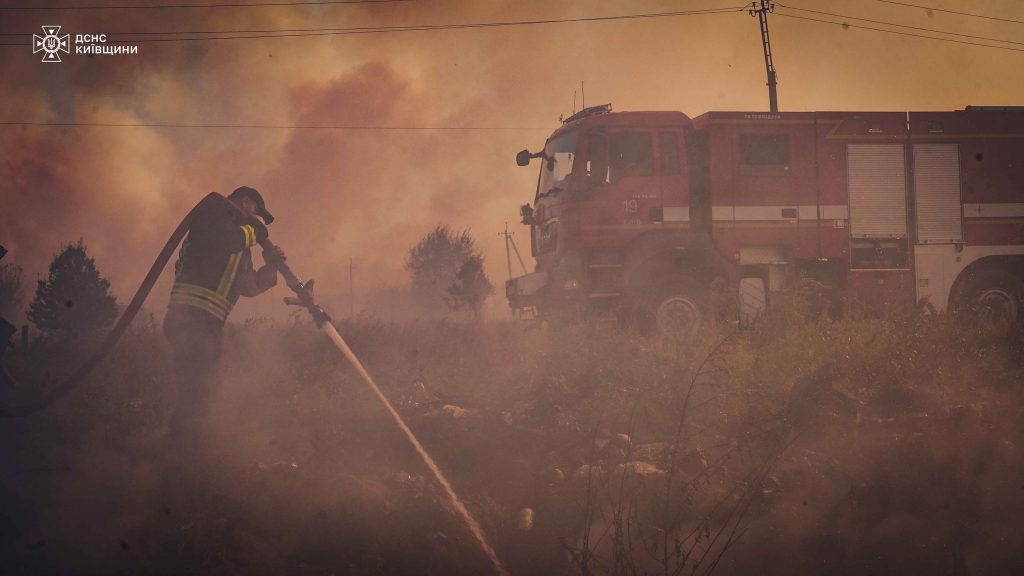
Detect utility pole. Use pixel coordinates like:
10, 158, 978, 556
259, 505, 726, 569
499, 223, 529, 281
502, 223, 513, 281
750, 0, 778, 112
499, 223, 530, 320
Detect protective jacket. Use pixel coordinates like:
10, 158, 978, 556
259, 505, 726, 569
168, 200, 277, 323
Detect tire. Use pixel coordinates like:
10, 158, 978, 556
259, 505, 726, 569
962, 268, 1023, 333
634, 276, 709, 343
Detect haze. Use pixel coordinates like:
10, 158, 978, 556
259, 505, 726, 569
1, 0, 1021, 319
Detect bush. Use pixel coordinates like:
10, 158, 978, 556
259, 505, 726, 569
405, 226, 492, 319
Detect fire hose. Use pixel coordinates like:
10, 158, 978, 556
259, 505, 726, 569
0, 193, 508, 575
0, 192, 224, 418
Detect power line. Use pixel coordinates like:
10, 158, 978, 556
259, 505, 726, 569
773, 11, 1024, 53
0, 121, 552, 130
777, 3, 1024, 46
3, 5, 745, 40
0, 5, 747, 44
0, 0, 407, 10
877, 0, 1024, 26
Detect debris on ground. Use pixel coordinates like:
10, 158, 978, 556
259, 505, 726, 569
440, 404, 472, 419
517, 507, 534, 532
616, 460, 666, 477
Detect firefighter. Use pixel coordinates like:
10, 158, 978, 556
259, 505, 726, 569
162, 186, 283, 456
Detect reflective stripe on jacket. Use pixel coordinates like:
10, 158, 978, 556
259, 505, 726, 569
168, 201, 275, 323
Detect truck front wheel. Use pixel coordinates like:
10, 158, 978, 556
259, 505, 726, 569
635, 277, 709, 343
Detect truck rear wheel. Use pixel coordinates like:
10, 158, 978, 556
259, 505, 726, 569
962, 269, 1023, 333
635, 277, 709, 343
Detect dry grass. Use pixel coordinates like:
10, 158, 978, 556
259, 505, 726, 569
1, 296, 1022, 574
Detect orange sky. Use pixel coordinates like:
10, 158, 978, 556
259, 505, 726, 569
1, 0, 1022, 321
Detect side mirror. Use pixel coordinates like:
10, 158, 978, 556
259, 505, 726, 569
520, 204, 535, 225
516, 149, 532, 167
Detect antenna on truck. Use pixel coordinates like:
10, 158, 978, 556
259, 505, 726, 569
749, 0, 779, 112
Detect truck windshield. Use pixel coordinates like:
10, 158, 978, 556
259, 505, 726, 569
536, 130, 577, 200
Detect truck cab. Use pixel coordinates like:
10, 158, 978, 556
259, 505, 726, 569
508, 105, 718, 337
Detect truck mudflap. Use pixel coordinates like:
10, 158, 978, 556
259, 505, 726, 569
506, 271, 549, 309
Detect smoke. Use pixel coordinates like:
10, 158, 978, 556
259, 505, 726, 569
2, 0, 1022, 321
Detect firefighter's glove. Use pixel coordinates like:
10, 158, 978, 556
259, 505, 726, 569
251, 219, 269, 244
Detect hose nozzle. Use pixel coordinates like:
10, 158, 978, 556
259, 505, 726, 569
282, 279, 332, 326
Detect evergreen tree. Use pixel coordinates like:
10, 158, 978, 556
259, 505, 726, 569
28, 240, 118, 338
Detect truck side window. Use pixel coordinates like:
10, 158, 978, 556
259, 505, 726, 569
609, 132, 654, 181
739, 133, 789, 175
659, 132, 680, 175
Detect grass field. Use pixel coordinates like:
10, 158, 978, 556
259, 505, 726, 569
1, 302, 1022, 575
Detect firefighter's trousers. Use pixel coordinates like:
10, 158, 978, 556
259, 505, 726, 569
163, 305, 223, 457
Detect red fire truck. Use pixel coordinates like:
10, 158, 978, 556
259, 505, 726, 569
507, 104, 1024, 339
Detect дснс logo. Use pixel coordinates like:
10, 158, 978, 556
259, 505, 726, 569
33, 26, 69, 63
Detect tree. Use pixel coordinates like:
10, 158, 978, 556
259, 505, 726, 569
405, 226, 493, 317
28, 240, 118, 338
446, 255, 493, 318
0, 262, 24, 320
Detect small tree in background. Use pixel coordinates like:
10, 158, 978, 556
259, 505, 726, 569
0, 263, 24, 320
29, 240, 118, 339
405, 225, 492, 318
446, 255, 493, 318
